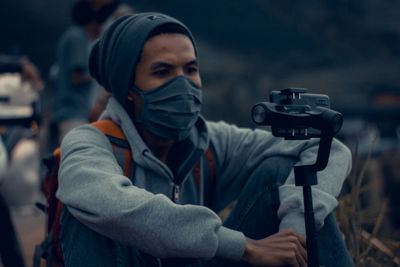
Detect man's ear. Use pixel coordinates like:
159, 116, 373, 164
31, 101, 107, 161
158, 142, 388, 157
126, 90, 142, 118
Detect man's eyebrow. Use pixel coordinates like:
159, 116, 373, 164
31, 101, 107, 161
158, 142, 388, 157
149, 59, 199, 69
150, 61, 174, 69
186, 59, 199, 66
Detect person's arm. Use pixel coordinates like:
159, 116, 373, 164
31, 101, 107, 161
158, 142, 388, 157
58, 28, 92, 88
57, 125, 245, 260
208, 121, 352, 236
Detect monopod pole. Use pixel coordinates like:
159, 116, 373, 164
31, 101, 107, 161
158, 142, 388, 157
303, 185, 318, 267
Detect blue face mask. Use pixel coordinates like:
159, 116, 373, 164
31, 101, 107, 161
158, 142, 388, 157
131, 76, 202, 141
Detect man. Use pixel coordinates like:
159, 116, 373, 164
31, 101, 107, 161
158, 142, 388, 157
57, 13, 354, 266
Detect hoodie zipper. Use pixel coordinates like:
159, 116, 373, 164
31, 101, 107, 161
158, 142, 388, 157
171, 156, 205, 204
172, 183, 180, 203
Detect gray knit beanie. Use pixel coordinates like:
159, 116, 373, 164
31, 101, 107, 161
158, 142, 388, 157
88, 12, 196, 107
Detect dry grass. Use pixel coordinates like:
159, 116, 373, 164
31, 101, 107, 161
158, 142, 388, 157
336, 137, 400, 266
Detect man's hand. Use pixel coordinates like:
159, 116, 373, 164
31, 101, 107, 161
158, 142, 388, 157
242, 230, 307, 267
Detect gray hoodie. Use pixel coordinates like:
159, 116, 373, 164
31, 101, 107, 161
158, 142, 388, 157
57, 97, 352, 261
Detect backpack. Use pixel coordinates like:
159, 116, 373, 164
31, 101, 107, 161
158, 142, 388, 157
33, 119, 215, 267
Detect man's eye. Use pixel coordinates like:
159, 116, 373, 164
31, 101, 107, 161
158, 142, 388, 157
186, 66, 198, 75
153, 69, 170, 76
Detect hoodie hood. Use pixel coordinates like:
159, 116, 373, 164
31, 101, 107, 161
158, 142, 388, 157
100, 97, 209, 181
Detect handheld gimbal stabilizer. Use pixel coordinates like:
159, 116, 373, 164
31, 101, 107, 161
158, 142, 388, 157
251, 88, 343, 267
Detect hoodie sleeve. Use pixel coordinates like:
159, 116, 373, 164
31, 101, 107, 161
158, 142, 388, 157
56, 125, 245, 260
207, 121, 352, 236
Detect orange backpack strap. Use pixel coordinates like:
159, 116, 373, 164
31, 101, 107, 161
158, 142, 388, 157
91, 120, 126, 139
91, 120, 133, 177
40, 147, 64, 265
42, 147, 62, 231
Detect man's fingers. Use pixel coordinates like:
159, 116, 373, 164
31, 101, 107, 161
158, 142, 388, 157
278, 231, 308, 267
298, 244, 308, 267
288, 233, 307, 266
290, 235, 307, 264
296, 252, 307, 267
243, 231, 308, 267
279, 230, 307, 248
295, 233, 307, 247
300, 241, 307, 261
289, 235, 307, 267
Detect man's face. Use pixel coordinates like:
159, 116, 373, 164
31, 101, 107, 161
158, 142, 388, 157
128, 33, 201, 119
134, 33, 202, 90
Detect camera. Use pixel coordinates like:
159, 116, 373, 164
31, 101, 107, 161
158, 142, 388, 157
269, 88, 330, 109
252, 88, 342, 140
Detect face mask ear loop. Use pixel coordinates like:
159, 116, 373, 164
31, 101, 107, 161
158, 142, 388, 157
128, 87, 146, 123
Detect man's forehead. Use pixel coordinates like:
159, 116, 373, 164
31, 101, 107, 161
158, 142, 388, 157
145, 33, 193, 47
141, 34, 196, 60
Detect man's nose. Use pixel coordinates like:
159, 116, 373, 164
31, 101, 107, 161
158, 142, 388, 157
176, 68, 185, 77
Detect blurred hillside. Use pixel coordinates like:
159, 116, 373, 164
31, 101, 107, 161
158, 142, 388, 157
1, 2, 400, 265
0, 0, 399, 127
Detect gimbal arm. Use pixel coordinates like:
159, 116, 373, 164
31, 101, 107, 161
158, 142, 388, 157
252, 98, 343, 267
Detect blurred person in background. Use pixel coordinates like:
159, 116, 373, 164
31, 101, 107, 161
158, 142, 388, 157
57, 13, 354, 267
0, 55, 43, 267
51, 0, 120, 143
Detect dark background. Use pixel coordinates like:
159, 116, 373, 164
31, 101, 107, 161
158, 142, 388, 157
1, 2, 400, 264
1, 0, 399, 130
